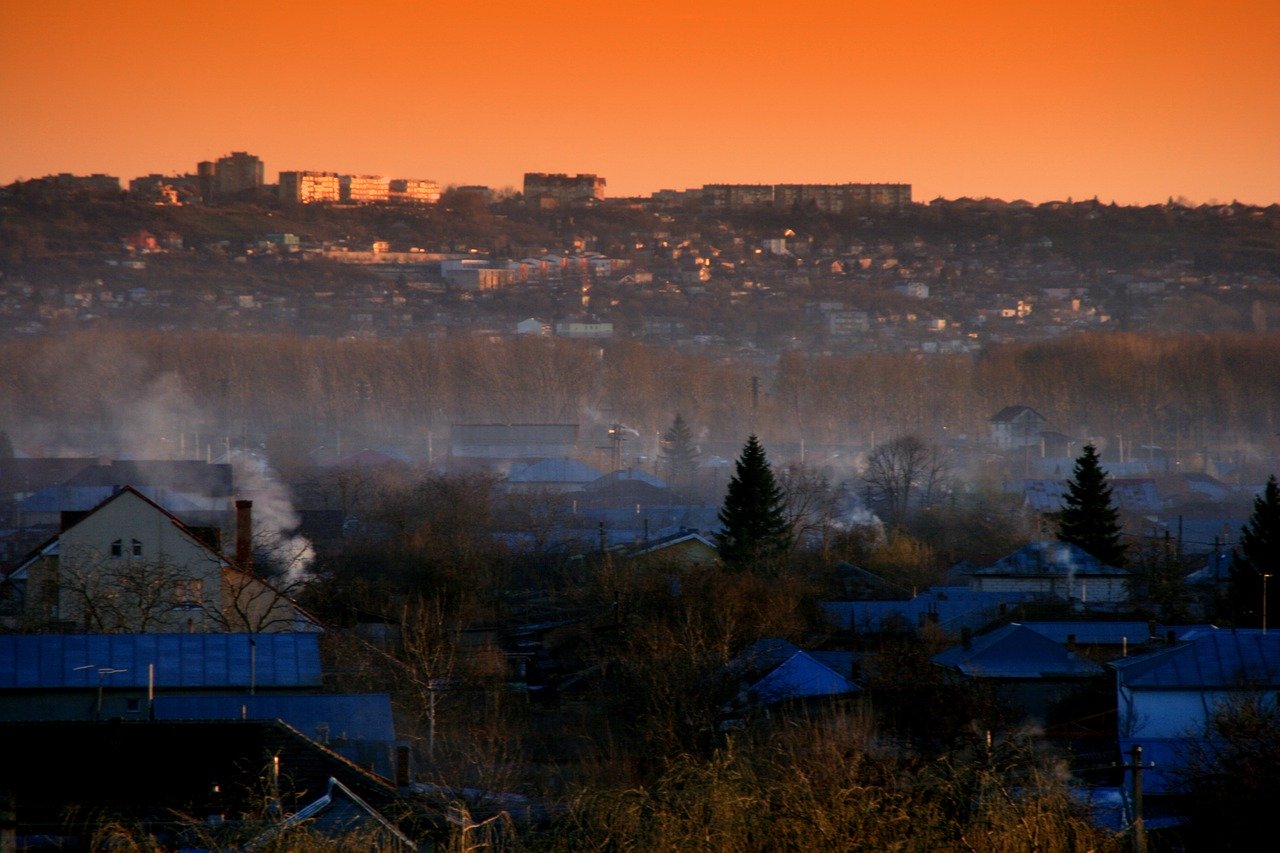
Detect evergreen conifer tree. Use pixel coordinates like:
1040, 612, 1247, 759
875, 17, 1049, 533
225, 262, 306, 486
1228, 475, 1280, 626
716, 435, 792, 570
659, 413, 699, 485
1057, 443, 1127, 566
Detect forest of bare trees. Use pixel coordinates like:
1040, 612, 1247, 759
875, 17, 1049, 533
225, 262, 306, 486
2, 329, 1279, 470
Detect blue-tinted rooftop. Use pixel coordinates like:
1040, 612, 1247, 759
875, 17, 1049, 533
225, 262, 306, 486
0, 633, 322, 690
1110, 628, 1280, 689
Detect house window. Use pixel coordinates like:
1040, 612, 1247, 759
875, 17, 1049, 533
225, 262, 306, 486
126, 697, 141, 714
174, 579, 202, 609
131, 539, 143, 557
110, 539, 122, 557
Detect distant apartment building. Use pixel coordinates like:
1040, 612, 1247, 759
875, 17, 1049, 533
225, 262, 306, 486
340, 175, 390, 204
196, 151, 264, 201
703, 184, 776, 209
523, 173, 606, 207
388, 178, 440, 204
278, 171, 341, 204
703, 182, 912, 212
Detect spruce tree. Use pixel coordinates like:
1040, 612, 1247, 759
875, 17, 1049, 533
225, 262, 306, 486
1057, 443, 1127, 566
658, 413, 699, 486
716, 435, 792, 570
1228, 475, 1280, 627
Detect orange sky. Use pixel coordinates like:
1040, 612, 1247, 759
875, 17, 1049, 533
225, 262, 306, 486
2, 0, 1277, 204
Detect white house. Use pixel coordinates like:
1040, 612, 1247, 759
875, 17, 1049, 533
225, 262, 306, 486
968, 541, 1130, 605
1110, 628, 1280, 793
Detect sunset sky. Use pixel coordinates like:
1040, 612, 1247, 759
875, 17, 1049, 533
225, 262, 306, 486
2, 0, 1277, 204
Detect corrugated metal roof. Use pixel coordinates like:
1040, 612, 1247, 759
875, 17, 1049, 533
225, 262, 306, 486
1110, 628, 1280, 689
0, 633, 322, 689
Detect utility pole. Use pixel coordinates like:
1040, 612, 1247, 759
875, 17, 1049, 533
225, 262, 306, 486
1123, 743, 1149, 853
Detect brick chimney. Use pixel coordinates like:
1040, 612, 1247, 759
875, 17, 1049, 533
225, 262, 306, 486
235, 499, 253, 569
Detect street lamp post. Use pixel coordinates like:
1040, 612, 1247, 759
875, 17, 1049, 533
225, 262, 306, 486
1264, 573, 1272, 635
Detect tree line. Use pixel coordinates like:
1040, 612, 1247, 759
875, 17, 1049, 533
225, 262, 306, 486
3, 329, 1279, 467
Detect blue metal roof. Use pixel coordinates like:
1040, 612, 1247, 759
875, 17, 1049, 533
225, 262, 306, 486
1021, 621, 1153, 646
933, 624, 1106, 678
0, 633, 322, 690
822, 587, 1036, 634
971, 541, 1127, 577
507, 458, 603, 483
154, 693, 393, 743
1110, 628, 1280, 689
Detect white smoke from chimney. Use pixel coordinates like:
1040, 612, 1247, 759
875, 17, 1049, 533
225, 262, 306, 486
111, 372, 195, 459
231, 450, 315, 585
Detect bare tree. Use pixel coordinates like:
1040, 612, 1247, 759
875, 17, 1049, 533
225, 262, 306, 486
779, 464, 843, 556
51, 546, 222, 633
862, 435, 951, 526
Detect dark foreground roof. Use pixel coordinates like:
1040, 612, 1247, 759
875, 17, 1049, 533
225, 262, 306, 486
0, 719, 434, 846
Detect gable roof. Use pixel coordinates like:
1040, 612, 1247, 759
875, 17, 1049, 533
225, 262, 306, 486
972, 541, 1128, 577
623, 529, 718, 559
63, 483, 225, 556
584, 468, 669, 491
933, 624, 1106, 679
990, 405, 1046, 423
0, 632, 323, 690
507, 458, 603, 484
731, 638, 861, 705
1109, 628, 1280, 689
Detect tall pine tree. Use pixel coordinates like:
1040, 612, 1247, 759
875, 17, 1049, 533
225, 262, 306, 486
1057, 443, 1127, 566
658, 413, 699, 486
1228, 475, 1280, 627
716, 435, 792, 571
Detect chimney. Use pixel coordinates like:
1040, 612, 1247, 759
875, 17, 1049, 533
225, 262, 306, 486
235, 500, 253, 569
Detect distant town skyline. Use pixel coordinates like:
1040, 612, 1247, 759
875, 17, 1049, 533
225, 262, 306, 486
3, 0, 1277, 205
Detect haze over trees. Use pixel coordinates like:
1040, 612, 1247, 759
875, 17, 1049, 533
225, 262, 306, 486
3, 330, 1280, 473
